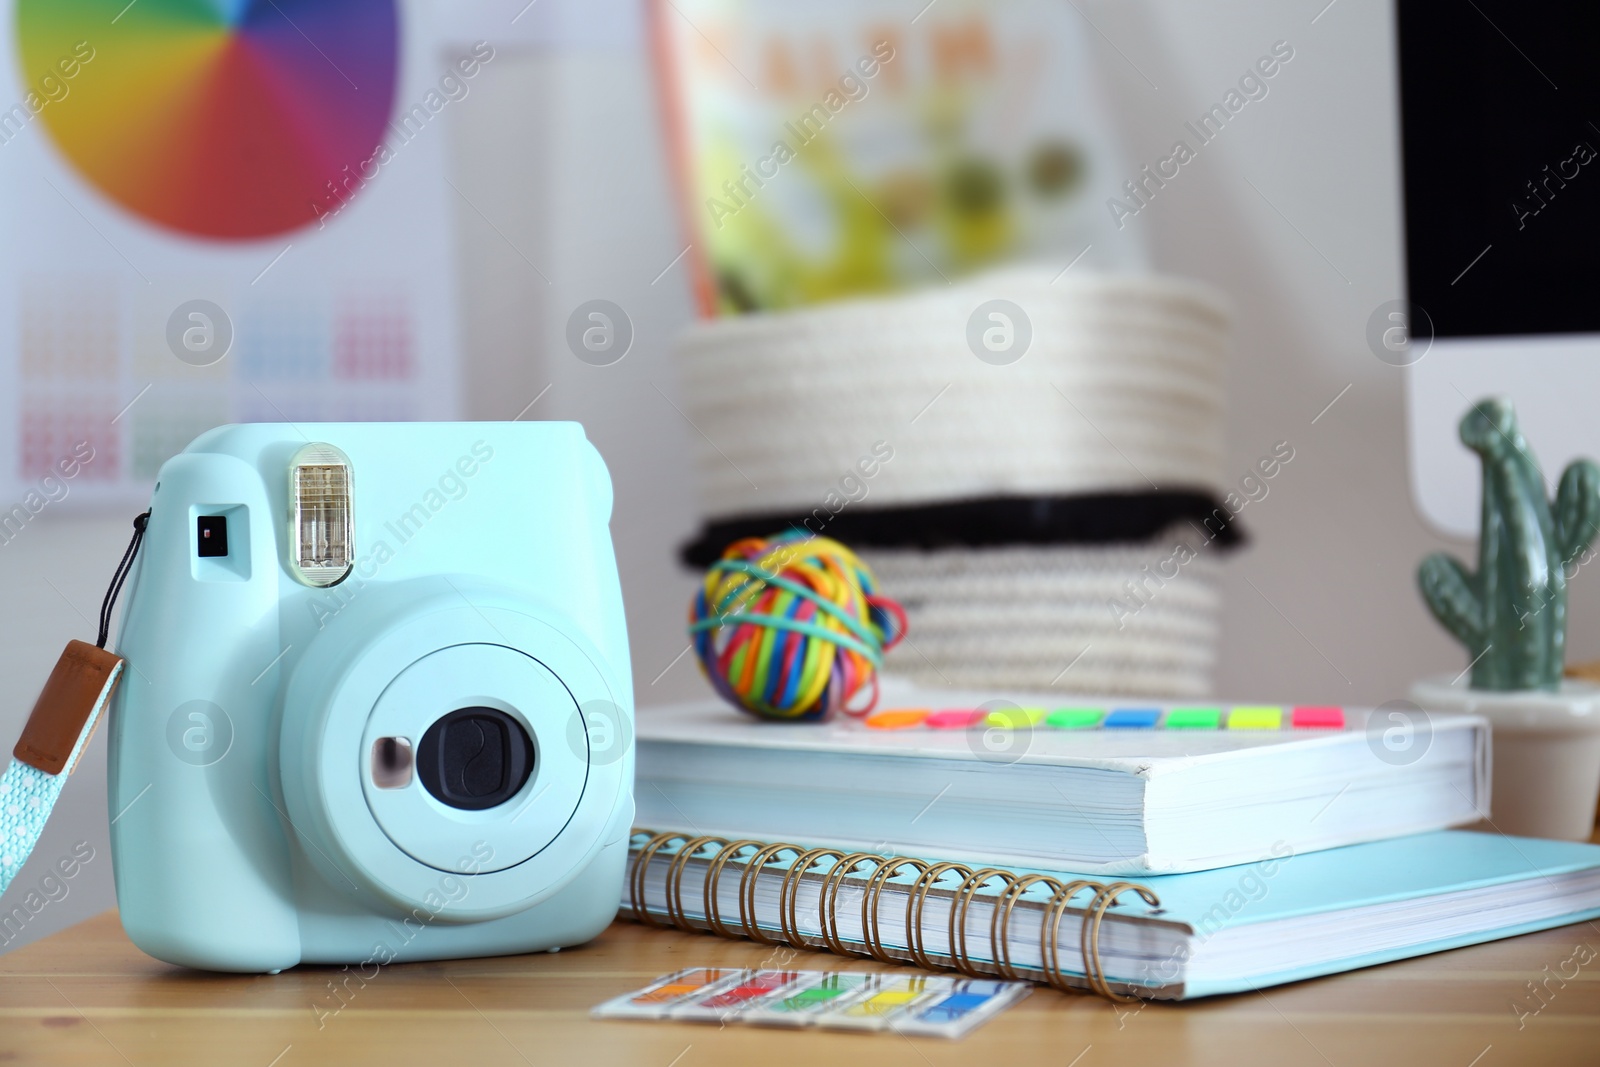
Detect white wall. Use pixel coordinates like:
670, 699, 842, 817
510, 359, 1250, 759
6, 0, 1596, 953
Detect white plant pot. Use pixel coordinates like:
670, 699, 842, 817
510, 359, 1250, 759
1411, 674, 1600, 841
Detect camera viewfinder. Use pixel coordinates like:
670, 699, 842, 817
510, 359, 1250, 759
196, 515, 229, 557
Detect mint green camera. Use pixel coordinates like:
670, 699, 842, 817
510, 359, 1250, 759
107, 423, 633, 973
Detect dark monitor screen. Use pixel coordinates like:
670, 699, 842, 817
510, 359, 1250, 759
1397, 1, 1600, 339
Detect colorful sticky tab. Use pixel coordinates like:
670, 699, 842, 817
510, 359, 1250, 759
1045, 707, 1104, 729
845, 988, 921, 1017
984, 707, 1045, 729
692, 971, 802, 1010
1104, 708, 1160, 728
897, 979, 1030, 1037
865, 708, 929, 730
1165, 707, 1222, 729
1291, 706, 1345, 729
1228, 706, 1283, 730
849, 701, 1343, 736
628, 968, 735, 1005
767, 975, 866, 1014
597, 968, 1029, 1037
913, 991, 993, 1023
925, 709, 987, 730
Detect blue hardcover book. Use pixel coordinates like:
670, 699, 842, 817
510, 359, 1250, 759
624, 830, 1600, 999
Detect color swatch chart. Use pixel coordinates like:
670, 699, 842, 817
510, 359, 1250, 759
0, 1, 460, 504
592, 968, 1029, 1038
16, 0, 399, 240
18, 282, 426, 486
863, 705, 1349, 732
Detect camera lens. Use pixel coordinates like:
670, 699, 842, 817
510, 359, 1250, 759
416, 707, 535, 811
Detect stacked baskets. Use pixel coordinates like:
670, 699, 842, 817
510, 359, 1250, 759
676, 267, 1233, 698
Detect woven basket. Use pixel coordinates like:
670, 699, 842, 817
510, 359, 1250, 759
674, 269, 1231, 516
862, 525, 1221, 699
674, 267, 1232, 696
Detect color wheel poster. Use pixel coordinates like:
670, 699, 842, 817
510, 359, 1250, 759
0, 0, 460, 508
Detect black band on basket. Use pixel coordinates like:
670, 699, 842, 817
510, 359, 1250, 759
622, 830, 1163, 1003
680, 490, 1246, 567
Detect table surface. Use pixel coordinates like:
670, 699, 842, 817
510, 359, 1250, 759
2, 898, 1598, 1067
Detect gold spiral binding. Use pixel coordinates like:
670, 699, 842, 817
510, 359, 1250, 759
862, 857, 929, 964
738, 841, 802, 944
1081, 881, 1162, 1003
664, 836, 725, 931
624, 829, 1161, 1004
702, 839, 765, 939
1041, 879, 1101, 994
778, 848, 844, 947
817, 852, 886, 957
992, 873, 1065, 980
948, 868, 1015, 976
904, 861, 973, 971
629, 831, 688, 928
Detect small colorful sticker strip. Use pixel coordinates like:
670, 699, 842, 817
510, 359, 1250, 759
592, 968, 1030, 1038
863, 704, 1346, 732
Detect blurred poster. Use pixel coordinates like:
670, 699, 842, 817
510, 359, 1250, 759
0, 0, 462, 509
650, 0, 1146, 316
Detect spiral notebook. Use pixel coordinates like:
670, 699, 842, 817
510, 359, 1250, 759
636, 690, 1489, 874
623, 829, 1600, 1000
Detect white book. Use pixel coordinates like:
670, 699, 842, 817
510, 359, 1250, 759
635, 686, 1488, 875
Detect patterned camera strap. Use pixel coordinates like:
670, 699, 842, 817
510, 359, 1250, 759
1, 511, 145, 897
0, 664, 121, 896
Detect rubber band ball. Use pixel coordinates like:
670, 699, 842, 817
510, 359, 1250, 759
688, 532, 907, 721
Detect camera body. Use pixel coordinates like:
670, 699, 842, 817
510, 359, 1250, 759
108, 423, 634, 972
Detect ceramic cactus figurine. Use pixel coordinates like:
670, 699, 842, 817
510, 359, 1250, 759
1418, 397, 1600, 691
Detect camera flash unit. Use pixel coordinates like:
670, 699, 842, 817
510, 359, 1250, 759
289, 442, 353, 587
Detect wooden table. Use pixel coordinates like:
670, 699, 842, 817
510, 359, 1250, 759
2, 905, 1597, 1067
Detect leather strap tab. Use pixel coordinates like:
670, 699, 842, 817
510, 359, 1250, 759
13, 640, 123, 776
